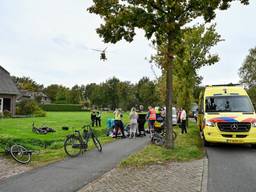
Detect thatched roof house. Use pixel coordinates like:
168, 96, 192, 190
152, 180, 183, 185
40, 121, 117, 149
0, 66, 20, 116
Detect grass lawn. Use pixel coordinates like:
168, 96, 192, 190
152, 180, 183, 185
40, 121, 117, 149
120, 121, 205, 168
0, 112, 125, 166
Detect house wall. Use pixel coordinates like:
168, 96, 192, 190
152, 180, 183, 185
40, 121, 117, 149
0, 94, 16, 116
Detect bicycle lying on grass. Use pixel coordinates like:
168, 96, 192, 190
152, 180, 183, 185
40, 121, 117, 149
4, 144, 32, 164
32, 122, 56, 134
64, 125, 102, 157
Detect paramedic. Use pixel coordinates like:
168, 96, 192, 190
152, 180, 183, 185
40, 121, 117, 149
147, 106, 156, 138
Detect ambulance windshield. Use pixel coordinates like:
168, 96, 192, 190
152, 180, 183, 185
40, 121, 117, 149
205, 96, 254, 113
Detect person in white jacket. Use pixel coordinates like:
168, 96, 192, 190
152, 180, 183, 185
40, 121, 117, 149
180, 108, 187, 134
129, 107, 138, 138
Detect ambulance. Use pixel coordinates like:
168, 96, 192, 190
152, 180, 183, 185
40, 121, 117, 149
198, 84, 256, 147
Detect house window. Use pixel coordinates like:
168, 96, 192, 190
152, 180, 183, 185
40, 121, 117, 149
3, 98, 11, 112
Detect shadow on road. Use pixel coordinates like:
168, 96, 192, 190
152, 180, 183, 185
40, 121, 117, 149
206, 143, 254, 151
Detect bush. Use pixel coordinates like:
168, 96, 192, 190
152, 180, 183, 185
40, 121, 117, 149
41, 104, 84, 111
34, 109, 46, 117
16, 100, 46, 117
3, 110, 12, 118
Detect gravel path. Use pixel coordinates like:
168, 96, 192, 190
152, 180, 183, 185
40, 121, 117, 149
0, 157, 32, 182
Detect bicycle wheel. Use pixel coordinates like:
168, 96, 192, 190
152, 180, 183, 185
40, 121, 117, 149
154, 137, 164, 145
10, 144, 31, 164
92, 135, 102, 152
64, 136, 82, 157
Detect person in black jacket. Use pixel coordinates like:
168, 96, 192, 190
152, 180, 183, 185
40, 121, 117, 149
96, 111, 101, 127
91, 110, 97, 127
137, 105, 146, 136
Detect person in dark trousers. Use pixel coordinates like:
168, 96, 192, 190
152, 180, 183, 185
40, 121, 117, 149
96, 111, 101, 127
138, 113, 147, 136
180, 107, 187, 134
113, 109, 125, 138
91, 110, 97, 127
137, 105, 146, 136
147, 106, 156, 138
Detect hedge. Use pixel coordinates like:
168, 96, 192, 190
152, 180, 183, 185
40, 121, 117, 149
40, 104, 85, 112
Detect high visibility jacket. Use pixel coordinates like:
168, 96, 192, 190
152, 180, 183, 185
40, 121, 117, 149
114, 112, 122, 120
155, 106, 160, 114
148, 109, 156, 120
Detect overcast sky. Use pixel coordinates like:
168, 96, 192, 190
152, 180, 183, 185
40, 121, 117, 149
0, 0, 255, 87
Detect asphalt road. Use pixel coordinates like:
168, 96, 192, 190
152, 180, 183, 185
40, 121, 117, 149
207, 144, 256, 192
0, 137, 149, 192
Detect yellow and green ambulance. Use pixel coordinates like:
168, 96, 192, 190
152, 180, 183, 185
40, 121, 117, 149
198, 84, 256, 147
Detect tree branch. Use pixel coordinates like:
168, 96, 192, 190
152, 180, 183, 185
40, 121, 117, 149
149, 0, 167, 15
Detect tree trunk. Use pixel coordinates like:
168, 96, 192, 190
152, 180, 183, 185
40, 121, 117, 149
165, 50, 174, 149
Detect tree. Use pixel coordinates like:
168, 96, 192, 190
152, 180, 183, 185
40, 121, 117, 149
136, 77, 160, 107
55, 86, 70, 104
155, 24, 221, 108
69, 85, 84, 104
247, 87, 256, 108
12, 76, 43, 92
88, 0, 248, 148
104, 77, 121, 109
44, 84, 60, 103
174, 24, 221, 127
118, 81, 137, 110
239, 47, 256, 106
239, 47, 256, 88
85, 83, 105, 108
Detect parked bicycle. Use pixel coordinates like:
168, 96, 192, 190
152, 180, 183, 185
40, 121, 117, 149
64, 125, 102, 157
4, 144, 32, 164
152, 122, 177, 145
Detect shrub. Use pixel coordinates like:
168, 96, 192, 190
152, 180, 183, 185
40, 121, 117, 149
16, 100, 46, 117
3, 110, 12, 118
41, 104, 84, 111
34, 109, 46, 117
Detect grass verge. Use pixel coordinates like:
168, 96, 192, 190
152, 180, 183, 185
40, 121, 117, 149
120, 121, 204, 168
0, 112, 122, 167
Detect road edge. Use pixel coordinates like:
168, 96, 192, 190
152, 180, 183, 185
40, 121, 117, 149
201, 156, 208, 192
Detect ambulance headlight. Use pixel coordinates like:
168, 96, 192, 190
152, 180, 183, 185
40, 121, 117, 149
206, 121, 215, 127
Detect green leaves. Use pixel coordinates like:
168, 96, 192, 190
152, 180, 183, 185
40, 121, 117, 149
88, 0, 249, 46
84, 77, 160, 110
88, 0, 249, 52
239, 47, 256, 88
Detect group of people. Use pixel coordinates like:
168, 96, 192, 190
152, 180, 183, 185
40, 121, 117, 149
91, 105, 188, 139
90, 110, 102, 127
112, 107, 147, 138
113, 105, 165, 139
